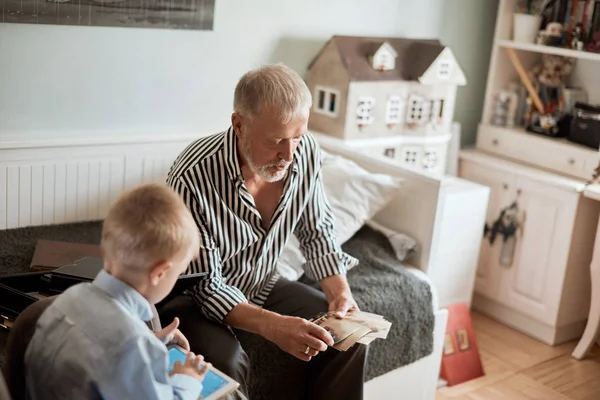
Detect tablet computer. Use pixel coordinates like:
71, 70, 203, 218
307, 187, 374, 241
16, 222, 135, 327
167, 344, 239, 400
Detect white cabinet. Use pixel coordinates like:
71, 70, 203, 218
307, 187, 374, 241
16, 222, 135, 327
459, 149, 600, 345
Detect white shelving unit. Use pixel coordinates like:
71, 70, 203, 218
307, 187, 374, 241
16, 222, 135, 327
459, 0, 600, 346
476, 0, 599, 182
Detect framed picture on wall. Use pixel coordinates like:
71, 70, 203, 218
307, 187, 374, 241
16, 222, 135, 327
0, 0, 214, 30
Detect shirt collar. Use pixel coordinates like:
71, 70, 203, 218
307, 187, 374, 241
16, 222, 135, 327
93, 269, 153, 322
223, 126, 300, 183
223, 126, 244, 184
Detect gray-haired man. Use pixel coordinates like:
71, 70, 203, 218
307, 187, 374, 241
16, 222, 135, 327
162, 64, 366, 399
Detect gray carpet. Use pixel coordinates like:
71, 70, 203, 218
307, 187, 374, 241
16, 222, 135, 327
0, 221, 103, 369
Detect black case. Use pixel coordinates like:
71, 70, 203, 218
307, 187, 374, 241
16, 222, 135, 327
0, 258, 204, 329
0, 271, 55, 329
568, 102, 600, 149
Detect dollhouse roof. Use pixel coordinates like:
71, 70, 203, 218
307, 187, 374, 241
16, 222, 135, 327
308, 35, 450, 82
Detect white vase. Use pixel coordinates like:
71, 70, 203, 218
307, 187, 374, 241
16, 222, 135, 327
513, 13, 541, 43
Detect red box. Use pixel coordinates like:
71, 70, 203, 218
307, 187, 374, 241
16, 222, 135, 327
440, 302, 484, 386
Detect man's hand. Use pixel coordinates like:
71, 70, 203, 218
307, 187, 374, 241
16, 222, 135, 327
320, 274, 359, 318
155, 317, 190, 351
170, 351, 210, 382
328, 292, 359, 319
262, 315, 334, 362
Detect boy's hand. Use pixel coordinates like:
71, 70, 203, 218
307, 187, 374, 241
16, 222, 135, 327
155, 317, 190, 351
169, 352, 210, 382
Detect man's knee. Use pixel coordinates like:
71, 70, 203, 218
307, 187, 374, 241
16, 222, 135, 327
209, 338, 250, 383
158, 296, 251, 385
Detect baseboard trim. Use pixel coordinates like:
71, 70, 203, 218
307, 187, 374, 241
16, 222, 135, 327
472, 294, 586, 346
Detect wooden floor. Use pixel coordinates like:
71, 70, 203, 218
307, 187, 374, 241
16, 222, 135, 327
436, 312, 600, 400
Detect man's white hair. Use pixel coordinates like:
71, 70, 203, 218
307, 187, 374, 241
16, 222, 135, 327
233, 63, 312, 124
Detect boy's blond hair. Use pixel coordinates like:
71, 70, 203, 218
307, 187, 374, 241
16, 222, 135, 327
101, 184, 199, 272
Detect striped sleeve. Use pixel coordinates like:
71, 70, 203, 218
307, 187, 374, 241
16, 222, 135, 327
294, 140, 359, 282
168, 177, 248, 322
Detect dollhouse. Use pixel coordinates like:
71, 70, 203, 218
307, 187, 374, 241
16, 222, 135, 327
306, 35, 467, 175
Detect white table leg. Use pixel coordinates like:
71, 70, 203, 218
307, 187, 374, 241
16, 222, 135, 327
572, 216, 600, 360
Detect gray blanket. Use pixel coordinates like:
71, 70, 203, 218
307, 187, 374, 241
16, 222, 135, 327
305, 225, 435, 380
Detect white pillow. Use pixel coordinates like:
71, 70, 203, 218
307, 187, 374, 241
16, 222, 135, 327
277, 150, 403, 281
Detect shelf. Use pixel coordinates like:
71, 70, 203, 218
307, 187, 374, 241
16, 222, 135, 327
475, 123, 598, 182
460, 148, 589, 192
497, 39, 600, 62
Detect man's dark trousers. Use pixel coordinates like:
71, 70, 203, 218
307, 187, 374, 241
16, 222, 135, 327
159, 278, 367, 400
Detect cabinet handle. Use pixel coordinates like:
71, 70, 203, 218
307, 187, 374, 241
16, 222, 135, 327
503, 183, 509, 190
568, 158, 575, 165
517, 188, 522, 196
492, 139, 499, 146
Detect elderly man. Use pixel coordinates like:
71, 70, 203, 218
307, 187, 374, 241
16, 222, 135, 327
162, 63, 366, 399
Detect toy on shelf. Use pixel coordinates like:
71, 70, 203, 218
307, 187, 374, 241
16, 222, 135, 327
306, 35, 467, 175
504, 45, 577, 137
571, 22, 585, 50
526, 53, 575, 136
537, 22, 566, 46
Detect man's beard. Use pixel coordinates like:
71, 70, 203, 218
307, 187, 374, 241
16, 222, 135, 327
240, 138, 290, 183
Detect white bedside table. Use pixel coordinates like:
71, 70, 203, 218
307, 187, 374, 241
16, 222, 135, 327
572, 184, 600, 360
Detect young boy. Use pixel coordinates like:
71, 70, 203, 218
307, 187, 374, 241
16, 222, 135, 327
25, 184, 210, 400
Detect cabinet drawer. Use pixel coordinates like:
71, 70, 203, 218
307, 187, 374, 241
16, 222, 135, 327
476, 124, 597, 181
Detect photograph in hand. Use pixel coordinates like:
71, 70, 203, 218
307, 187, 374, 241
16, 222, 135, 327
309, 311, 393, 351
311, 312, 362, 344
345, 311, 392, 339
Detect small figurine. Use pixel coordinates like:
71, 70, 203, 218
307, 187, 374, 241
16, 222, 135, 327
538, 22, 566, 47
528, 54, 575, 114
571, 22, 584, 50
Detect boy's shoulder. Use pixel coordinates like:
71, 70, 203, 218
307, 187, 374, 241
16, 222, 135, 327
41, 283, 159, 351
26, 283, 167, 397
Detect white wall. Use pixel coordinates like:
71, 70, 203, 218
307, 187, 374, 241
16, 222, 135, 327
0, 0, 448, 140
0, 0, 498, 145
440, 0, 499, 146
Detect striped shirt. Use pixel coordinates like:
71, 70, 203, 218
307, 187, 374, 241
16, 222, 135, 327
166, 127, 358, 322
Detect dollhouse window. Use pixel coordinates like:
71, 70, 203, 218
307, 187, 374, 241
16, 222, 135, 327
356, 97, 375, 125
314, 85, 339, 117
423, 151, 439, 170
384, 148, 396, 158
438, 61, 452, 79
385, 95, 402, 124
430, 99, 445, 124
401, 147, 420, 167
406, 95, 431, 124
372, 42, 397, 71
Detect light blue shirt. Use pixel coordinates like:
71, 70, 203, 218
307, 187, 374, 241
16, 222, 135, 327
25, 270, 203, 400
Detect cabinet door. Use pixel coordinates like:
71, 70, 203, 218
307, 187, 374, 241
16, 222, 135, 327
459, 159, 516, 301
498, 175, 579, 325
